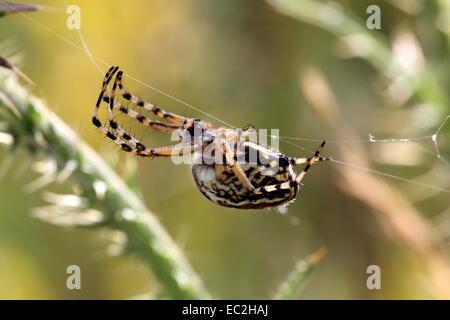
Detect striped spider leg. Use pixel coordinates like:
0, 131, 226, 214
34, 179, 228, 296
92, 66, 194, 157
217, 131, 329, 195
253, 141, 330, 194
221, 135, 256, 192
113, 68, 186, 125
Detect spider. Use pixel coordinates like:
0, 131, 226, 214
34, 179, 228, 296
92, 66, 330, 209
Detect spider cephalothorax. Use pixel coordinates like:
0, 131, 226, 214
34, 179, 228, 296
92, 66, 330, 209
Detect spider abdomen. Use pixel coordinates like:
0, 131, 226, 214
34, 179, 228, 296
192, 160, 298, 210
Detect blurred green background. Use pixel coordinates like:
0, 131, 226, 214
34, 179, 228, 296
0, 0, 449, 299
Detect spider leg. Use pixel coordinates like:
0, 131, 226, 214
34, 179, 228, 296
237, 125, 254, 141
93, 65, 150, 151
293, 141, 328, 184
222, 140, 255, 191
114, 69, 186, 125
253, 141, 327, 194
92, 66, 139, 151
92, 67, 194, 157
92, 66, 119, 124
107, 70, 179, 147
94, 120, 195, 157
215, 164, 228, 181
103, 96, 180, 133
290, 156, 330, 165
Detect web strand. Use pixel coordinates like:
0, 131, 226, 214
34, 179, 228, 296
329, 159, 449, 194
1, 0, 448, 194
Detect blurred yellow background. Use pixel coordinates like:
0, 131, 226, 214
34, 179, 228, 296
0, 0, 449, 299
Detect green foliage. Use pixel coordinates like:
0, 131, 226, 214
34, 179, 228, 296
274, 247, 327, 300
0, 70, 210, 299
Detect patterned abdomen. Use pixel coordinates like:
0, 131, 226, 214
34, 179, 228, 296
191, 161, 298, 209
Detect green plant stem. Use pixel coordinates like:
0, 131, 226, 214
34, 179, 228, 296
273, 247, 327, 300
0, 71, 210, 299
